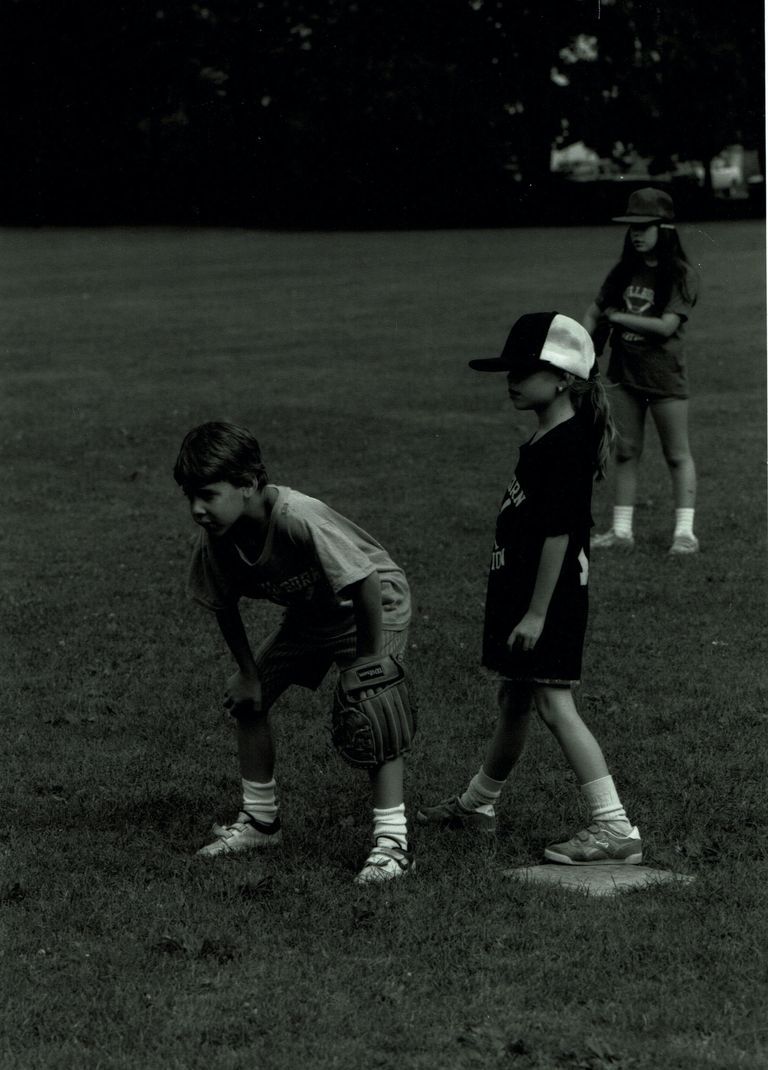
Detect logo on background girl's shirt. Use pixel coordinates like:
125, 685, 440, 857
622, 284, 654, 343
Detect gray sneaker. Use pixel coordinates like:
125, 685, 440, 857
591, 530, 635, 550
669, 533, 699, 555
416, 796, 496, 833
544, 824, 642, 866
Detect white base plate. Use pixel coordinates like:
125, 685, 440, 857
503, 864, 695, 896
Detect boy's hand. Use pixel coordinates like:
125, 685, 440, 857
507, 612, 545, 653
345, 652, 382, 700
223, 670, 262, 713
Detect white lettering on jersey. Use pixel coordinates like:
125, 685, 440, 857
500, 476, 526, 512
251, 568, 320, 601
490, 543, 505, 571
577, 548, 589, 587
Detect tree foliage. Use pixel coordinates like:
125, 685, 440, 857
1, 0, 762, 224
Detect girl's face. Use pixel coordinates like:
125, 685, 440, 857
629, 223, 659, 257
506, 368, 563, 411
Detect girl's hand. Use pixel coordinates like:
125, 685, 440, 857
507, 612, 545, 653
224, 670, 262, 712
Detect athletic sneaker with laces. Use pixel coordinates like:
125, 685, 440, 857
591, 530, 635, 550
416, 796, 497, 833
354, 839, 414, 884
197, 811, 282, 857
544, 824, 642, 866
668, 533, 699, 555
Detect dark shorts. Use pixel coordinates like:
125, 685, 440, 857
253, 626, 408, 713
607, 348, 689, 401
610, 381, 691, 408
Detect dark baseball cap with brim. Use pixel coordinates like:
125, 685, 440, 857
612, 187, 675, 224
469, 311, 595, 381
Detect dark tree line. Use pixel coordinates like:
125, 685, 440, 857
1, 0, 763, 225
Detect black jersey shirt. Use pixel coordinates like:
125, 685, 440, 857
482, 414, 594, 682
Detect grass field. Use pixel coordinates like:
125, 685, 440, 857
2, 221, 766, 1070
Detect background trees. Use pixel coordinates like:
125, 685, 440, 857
1, 0, 762, 224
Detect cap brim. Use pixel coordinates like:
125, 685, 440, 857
612, 214, 666, 223
468, 358, 509, 371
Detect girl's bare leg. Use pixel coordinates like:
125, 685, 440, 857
533, 684, 610, 784
482, 680, 535, 781
610, 385, 647, 507
650, 397, 696, 508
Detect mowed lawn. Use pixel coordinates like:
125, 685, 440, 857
2, 221, 765, 1070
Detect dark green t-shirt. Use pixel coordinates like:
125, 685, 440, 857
597, 264, 698, 398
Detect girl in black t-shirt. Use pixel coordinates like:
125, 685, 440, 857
418, 312, 642, 866
583, 187, 700, 555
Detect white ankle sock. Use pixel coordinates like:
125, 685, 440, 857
242, 778, 278, 825
580, 775, 633, 835
372, 804, 408, 851
460, 767, 505, 815
674, 508, 695, 538
613, 506, 634, 538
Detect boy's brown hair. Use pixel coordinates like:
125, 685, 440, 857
173, 421, 269, 491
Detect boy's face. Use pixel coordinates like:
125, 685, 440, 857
186, 480, 250, 536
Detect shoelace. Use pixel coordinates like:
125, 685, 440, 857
363, 841, 412, 872
221, 820, 250, 837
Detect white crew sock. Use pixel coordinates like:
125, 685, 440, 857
242, 778, 278, 826
613, 506, 634, 538
459, 767, 505, 816
580, 775, 633, 835
372, 804, 408, 851
674, 508, 695, 538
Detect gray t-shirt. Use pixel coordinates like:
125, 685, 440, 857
187, 486, 411, 637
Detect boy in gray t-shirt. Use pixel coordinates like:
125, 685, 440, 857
174, 421, 414, 884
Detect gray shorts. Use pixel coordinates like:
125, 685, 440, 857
253, 626, 408, 712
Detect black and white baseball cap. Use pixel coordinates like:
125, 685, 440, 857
469, 312, 595, 381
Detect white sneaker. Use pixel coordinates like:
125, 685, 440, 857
197, 812, 282, 857
669, 533, 699, 555
591, 530, 635, 550
354, 839, 414, 884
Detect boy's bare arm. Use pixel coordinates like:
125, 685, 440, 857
216, 605, 258, 673
508, 534, 569, 653
344, 571, 383, 660
215, 604, 261, 709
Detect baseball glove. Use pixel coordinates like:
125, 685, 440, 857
331, 654, 417, 767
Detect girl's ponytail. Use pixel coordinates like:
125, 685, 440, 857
570, 374, 616, 481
